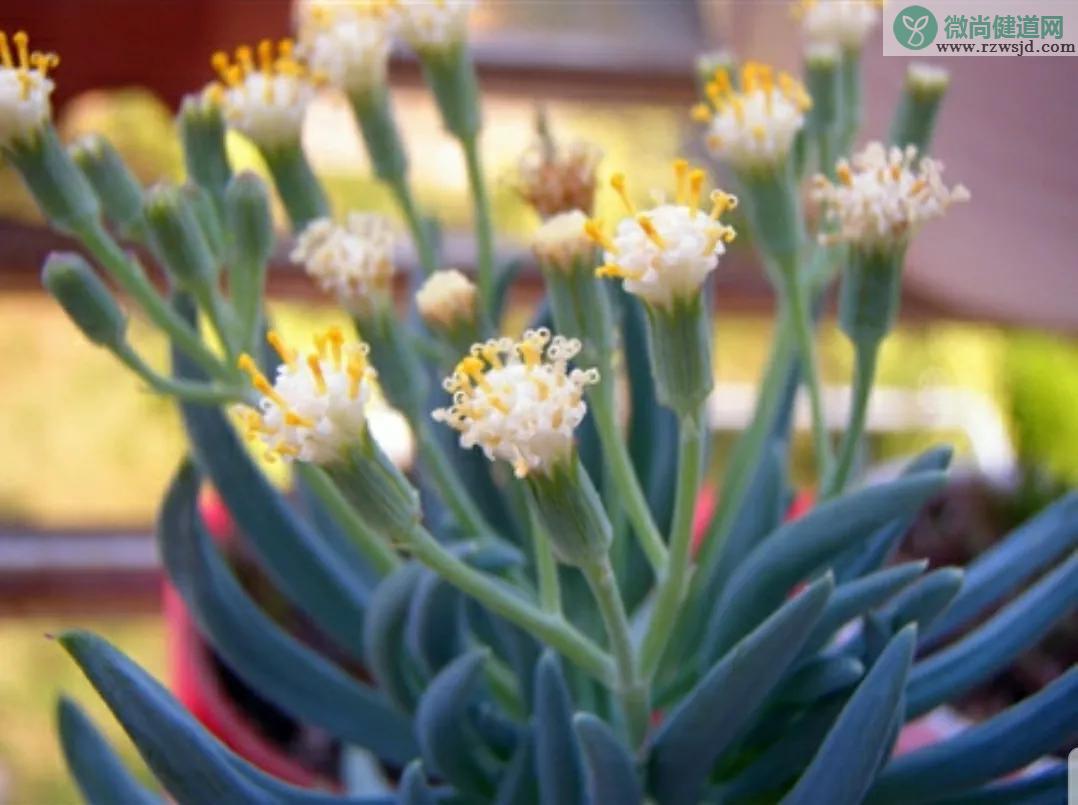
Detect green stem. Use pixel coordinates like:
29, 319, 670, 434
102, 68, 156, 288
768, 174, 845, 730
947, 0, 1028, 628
461, 135, 495, 313
640, 409, 705, 680
404, 525, 615, 684
416, 421, 499, 545
581, 555, 649, 746
389, 180, 438, 276
825, 338, 879, 498
114, 344, 244, 404
526, 491, 562, 615
295, 464, 401, 577
782, 272, 833, 478
589, 379, 669, 574
75, 221, 229, 380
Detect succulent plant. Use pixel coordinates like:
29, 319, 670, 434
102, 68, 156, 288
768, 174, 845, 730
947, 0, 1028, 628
3, 4, 1075, 804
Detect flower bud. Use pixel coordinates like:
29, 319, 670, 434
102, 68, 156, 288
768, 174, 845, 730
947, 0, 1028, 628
225, 171, 274, 269
291, 213, 395, 315
41, 252, 126, 348
144, 183, 216, 291
183, 182, 224, 260
889, 63, 949, 154
70, 134, 144, 235
178, 92, 232, 206
527, 457, 612, 567
416, 269, 478, 350
804, 45, 841, 141
9, 125, 100, 233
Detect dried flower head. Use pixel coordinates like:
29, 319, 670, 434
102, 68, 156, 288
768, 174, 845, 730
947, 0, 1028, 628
531, 210, 596, 273
793, 0, 881, 51
584, 161, 737, 310
812, 142, 969, 250
433, 329, 599, 478
516, 137, 603, 218
234, 327, 377, 464
295, 1, 392, 96
291, 213, 397, 312
692, 62, 811, 170
0, 31, 58, 150
390, 0, 476, 53
416, 269, 478, 330
207, 39, 320, 148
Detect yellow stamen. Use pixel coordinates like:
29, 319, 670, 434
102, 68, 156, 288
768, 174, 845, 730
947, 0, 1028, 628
488, 395, 509, 414
0, 32, 11, 69
713, 67, 731, 95
211, 51, 231, 82
306, 354, 327, 394
909, 177, 927, 195
13, 31, 29, 69
266, 330, 296, 366
326, 326, 344, 369
314, 333, 328, 360
235, 45, 254, 75
610, 173, 635, 215
257, 39, 274, 73
583, 219, 618, 254
512, 457, 529, 478
532, 377, 550, 401
458, 356, 491, 391
276, 443, 300, 457
709, 189, 736, 219
688, 169, 706, 214
674, 159, 690, 204
518, 340, 541, 368
346, 358, 365, 399
690, 103, 712, 123
837, 163, 853, 186
636, 215, 667, 249
285, 410, 315, 428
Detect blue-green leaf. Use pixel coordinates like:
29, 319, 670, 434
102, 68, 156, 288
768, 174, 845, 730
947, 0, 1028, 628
650, 575, 833, 805
158, 461, 418, 765
415, 650, 495, 798
870, 667, 1078, 803
56, 695, 160, 805
777, 656, 864, 705
920, 765, 1066, 805
365, 563, 426, 712
923, 492, 1078, 647
907, 550, 1078, 718
782, 625, 917, 805
174, 345, 370, 659
878, 566, 963, 633
703, 472, 946, 661
533, 652, 586, 805
397, 761, 437, 805
574, 713, 643, 805
494, 730, 538, 805
406, 570, 463, 677
802, 561, 927, 655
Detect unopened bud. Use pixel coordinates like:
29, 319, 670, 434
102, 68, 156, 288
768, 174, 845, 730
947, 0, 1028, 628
225, 172, 274, 268
9, 125, 99, 233
70, 134, 144, 235
805, 44, 841, 138
144, 184, 215, 290
179, 92, 232, 206
889, 63, 950, 154
416, 269, 478, 339
42, 252, 126, 348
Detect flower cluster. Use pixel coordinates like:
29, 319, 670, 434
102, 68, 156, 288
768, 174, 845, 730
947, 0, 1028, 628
516, 137, 603, 218
415, 269, 477, 330
692, 62, 811, 170
584, 161, 737, 309
0, 30, 58, 150
794, 0, 881, 51
812, 142, 970, 250
291, 213, 397, 311
207, 39, 320, 148
391, 0, 476, 53
234, 328, 377, 464
433, 329, 599, 478
295, 0, 392, 96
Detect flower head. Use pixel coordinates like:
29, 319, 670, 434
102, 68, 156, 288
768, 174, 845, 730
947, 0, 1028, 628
391, 0, 475, 54
0, 31, 58, 150
793, 0, 881, 51
208, 39, 320, 148
433, 329, 599, 478
692, 62, 811, 170
531, 209, 596, 273
416, 269, 477, 330
516, 136, 603, 218
295, 1, 391, 95
584, 161, 737, 309
235, 327, 377, 464
291, 213, 396, 312
812, 142, 969, 251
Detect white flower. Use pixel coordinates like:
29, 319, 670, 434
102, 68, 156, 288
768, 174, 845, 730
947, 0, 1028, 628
531, 209, 595, 273
209, 39, 319, 148
795, 0, 880, 51
415, 268, 477, 329
0, 31, 57, 150
433, 329, 599, 478
584, 162, 737, 310
812, 141, 970, 250
291, 213, 397, 311
295, 1, 391, 95
693, 62, 811, 170
235, 328, 376, 464
906, 62, 949, 96
391, 0, 475, 53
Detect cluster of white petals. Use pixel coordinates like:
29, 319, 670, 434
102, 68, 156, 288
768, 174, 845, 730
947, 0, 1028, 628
531, 210, 596, 273
295, 1, 391, 95
291, 213, 397, 309
0, 31, 57, 150
433, 329, 599, 478
415, 268, 477, 329
585, 163, 737, 310
812, 142, 970, 249
695, 63, 811, 170
391, 0, 476, 53
796, 0, 880, 50
235, 328, 376, 464
209, 39, 319, 148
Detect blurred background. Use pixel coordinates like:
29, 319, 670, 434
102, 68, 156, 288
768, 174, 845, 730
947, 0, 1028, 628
1, 0, 1077, 801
